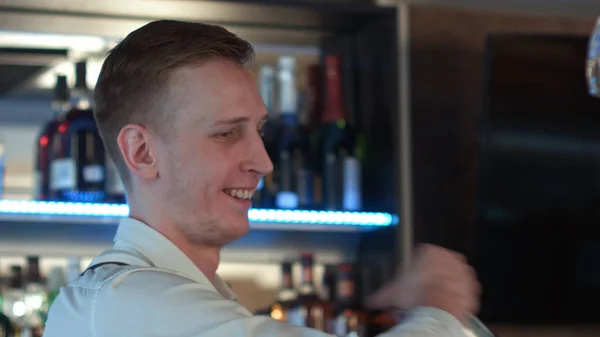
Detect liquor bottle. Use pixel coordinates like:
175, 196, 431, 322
0, 138, 5, 199
254, 65, 277, 208
3, 266, 25, 333
0, 270, 4, 313
274, 56, 303, 210
49, 61, 106, 203
0, 269, 9, 337
2, 264, 45, 337
23, 257, 47, 333
296, 64, 323, 209
269, 261, 298, 321
359, 265, 398, 336
330, 264, 367, 337
286, 253, 332, 332
320, 54, 362, 211
321, 264, 337, 303
0, 312, 12, 337
22, 257, 45, 337
306, 64, 325, 208
34, 75, 70, 201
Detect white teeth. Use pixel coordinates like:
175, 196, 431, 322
225, 189, 254, 200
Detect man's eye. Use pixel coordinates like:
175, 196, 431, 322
258, 129, 265, 138
216, 131, 235, 139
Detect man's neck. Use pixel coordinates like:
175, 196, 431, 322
129, 208, 221, 282
172, 234, 221, 281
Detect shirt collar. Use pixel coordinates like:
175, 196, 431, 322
101, 217, 236, 301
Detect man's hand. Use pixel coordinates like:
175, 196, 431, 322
365, 244, 481, 324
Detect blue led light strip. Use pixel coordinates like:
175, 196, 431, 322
0, 200, 395, 227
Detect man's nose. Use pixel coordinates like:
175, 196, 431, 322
242, 134, 273, 176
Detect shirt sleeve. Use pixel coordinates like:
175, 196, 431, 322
93, 269, 465, 337
379, 308, 467, 337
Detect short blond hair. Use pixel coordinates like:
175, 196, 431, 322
94, 20, 255, 188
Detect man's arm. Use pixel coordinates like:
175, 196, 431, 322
94, 269, 466, 337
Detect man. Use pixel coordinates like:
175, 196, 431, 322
43, 20, 480, 337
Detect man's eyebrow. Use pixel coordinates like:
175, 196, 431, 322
210, 114, 269, 127
211, 116, 250, 127
211, 114, 269, 127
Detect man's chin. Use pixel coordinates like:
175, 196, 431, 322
226, 216, 251, 238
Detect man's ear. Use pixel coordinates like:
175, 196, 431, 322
117, 124, 159, 181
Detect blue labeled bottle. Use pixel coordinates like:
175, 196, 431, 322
49, 61, 106, 202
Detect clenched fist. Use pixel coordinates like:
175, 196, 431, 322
366, 244, 481, 324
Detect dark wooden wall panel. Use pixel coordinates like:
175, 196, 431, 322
408, 5, 595, 255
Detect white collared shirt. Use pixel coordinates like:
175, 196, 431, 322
43, 218, 466, 337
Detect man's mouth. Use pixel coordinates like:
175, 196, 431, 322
223, 188, 255, 201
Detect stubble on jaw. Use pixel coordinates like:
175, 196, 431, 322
175, 217, 226, 247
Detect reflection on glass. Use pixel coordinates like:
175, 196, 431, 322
586, 16, 600, 97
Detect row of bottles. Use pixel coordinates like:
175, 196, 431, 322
253, 52, 364, 212
30, 52, 365, 212
33, 61, 125, 204
0, 256, 81, 337
256, 253, 397, 337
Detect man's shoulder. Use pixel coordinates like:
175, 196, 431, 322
69, 263, 132, 290
93, 267, 242, 336
97, 265, 205, 297
59, 263, 207, 312
44, 264, 140, 337
47, 265, 221, 337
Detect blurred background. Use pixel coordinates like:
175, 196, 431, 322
0, 0, 599, 336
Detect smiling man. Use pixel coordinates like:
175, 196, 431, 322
43, 20, 479, 337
